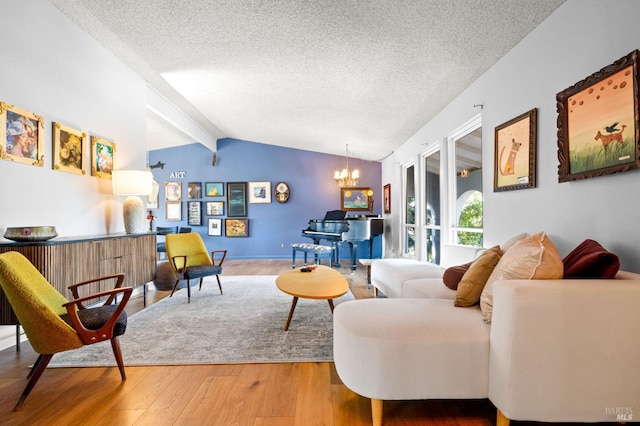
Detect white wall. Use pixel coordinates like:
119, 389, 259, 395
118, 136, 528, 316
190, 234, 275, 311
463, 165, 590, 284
382, 0, 640, 271
0, 0, 148, 237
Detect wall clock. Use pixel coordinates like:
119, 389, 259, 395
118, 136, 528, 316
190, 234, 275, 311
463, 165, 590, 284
274, 181, 290, 203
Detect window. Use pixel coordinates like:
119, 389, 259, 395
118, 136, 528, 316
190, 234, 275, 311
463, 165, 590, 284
423, 149, 440, 263
402, 163, 416, 257
448, 117, 483, 247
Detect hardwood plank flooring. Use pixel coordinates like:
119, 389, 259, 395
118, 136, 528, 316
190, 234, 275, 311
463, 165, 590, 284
0, 259, 500, 425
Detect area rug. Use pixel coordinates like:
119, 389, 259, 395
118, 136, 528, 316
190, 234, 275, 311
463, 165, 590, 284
49, 275, 353, 367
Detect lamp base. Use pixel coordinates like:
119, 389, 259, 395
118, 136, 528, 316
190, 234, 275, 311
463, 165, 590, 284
123, 196, 147, 234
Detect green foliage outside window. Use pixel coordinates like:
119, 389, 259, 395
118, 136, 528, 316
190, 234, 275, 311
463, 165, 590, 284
458, 192, 483, 247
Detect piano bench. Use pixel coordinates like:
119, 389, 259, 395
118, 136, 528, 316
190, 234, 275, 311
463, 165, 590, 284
291, 243, 335, 268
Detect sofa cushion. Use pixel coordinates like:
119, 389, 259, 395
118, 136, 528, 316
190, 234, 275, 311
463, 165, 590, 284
480, 232, 563, 323
371, 259, 444, 298
404, 278, 457, 299
443, 262, 472, 290
562, 239, 620, 279
455, 246, 502, 307
334, 298, 490, 401
500, 232, 528, 252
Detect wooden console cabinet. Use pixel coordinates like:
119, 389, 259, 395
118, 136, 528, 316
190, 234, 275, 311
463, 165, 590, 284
0, 233, 156, 325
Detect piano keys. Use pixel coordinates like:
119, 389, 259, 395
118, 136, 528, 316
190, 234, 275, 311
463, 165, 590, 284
302, 210, 383, 271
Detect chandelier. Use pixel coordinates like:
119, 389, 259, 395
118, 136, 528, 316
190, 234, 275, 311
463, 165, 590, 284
334, 144, 360, 187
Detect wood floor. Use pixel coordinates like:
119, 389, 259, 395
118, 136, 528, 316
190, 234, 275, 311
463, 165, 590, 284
0, 259, 498, 425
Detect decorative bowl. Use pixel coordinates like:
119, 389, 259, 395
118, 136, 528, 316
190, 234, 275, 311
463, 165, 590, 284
3, 226, 58, 242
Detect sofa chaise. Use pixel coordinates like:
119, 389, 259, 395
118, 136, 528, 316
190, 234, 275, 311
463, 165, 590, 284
334, 233, 640, 426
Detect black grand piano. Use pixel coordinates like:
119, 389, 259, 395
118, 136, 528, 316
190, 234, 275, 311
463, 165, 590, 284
302, 210, 384, 271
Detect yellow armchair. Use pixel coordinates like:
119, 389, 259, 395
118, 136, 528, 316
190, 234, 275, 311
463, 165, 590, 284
166, 232, 227, 303
0, 251, 133, 410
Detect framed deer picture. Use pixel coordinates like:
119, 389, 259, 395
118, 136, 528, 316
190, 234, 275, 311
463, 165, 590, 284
557, 49, 640, 182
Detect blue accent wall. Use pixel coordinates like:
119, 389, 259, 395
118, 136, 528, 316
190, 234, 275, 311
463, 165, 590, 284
149, 138, 382, 260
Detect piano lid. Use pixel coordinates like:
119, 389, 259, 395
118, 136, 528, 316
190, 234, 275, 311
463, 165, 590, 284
323, 210, 348, 220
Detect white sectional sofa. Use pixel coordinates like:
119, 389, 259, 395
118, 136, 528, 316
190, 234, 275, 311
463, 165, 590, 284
334, 238, 640, 426
370, 244, 481, 298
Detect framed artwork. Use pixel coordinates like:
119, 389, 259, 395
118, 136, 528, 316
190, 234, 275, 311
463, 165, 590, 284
341, 187, 373, 211
206, 201, 224, 216
227, 182, 248, 217
274, 181, 290, 203
0, 101, 45, 167
205, 182, 224, 196
165, 201, 182, 221
557, 49, 640, 182
165, 182, 181, 201
225, 218, 249, 237
187, 182, 202, 199
207, 218, 222, 236
52, 122, 86, 175
249, 181, 271, 203
383, 184, 391, 214
90, 136, 115, 179
494, 108, 537, 192
187, 201, 202, 226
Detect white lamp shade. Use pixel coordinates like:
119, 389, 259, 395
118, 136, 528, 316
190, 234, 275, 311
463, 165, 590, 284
112, 170, 153, 196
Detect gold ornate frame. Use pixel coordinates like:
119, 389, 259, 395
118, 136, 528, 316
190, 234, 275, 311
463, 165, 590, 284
53, 122, 86, 175
90, 136, 115, 179
0, 101, 45, 167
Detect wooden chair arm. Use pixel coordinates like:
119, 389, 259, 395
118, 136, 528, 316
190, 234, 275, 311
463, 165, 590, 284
68, 273, 126, 308
211, 250, 227, 267
170, 255, 188, 276
62, 286, 133, 345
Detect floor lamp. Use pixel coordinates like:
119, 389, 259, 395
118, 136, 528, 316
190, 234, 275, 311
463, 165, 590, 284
112, 170, 153, 234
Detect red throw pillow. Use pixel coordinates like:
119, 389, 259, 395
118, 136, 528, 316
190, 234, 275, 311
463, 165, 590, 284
443, 261, 473, 290
563, 239, 620, 279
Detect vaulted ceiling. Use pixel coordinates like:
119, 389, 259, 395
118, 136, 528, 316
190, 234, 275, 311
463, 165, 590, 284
50, 0, 564, 161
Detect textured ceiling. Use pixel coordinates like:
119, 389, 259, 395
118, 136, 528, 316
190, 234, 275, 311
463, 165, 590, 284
50, 0, 564, 161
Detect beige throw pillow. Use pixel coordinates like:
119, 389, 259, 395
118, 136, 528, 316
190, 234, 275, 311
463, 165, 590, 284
454, 246, 503, 307
479, 232, 564, 323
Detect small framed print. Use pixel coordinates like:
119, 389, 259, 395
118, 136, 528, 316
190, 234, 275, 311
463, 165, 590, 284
494, 108, 537, 191
206, 201, 224, 216
0, 101, 45, 167
225, 218, 249, 237
227, 182, 248, 217
274, 181, 290, 203
207, 218, 222, 236
53, 122, 86, 175
188, 201, 202, 226
383, 183, 391, 214
187, 182, 202, 199
248, 181, 271, 203
341, 187, 373, 211
90, 136, 115, 179
165, 182, 181, 201
205, 182, 224, 196
165, 201, 182, 221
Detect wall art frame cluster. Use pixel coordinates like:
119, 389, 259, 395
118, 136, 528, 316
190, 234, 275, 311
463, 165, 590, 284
1, 99, 118, 178
557, 49, 640, 182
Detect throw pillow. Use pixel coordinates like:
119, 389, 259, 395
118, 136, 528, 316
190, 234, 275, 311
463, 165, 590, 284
563, 239, 620, 279
500, 232, 528, 253
479, 232, 564, 323
443, 262, 472, 290
454, 246, 502, 307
